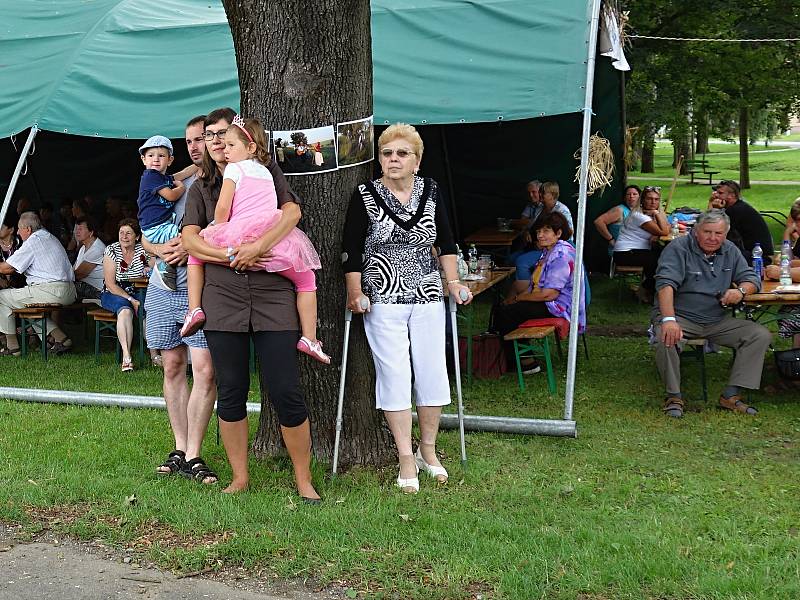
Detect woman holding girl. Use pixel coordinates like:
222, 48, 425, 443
182, 108, 320, 501
180, 115, 328, 363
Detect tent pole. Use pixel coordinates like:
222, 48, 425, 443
564, 0, 602, 421
0, 125, 39, 226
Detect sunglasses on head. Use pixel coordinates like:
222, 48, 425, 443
643, 186, 662, 193
380, 148, 415, 158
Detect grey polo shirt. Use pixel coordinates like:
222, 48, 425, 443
654, 233, 760, 325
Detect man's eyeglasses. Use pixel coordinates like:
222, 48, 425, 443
380, 148, 415, 158
643, 186, 662, 193
202, 129, 227, 141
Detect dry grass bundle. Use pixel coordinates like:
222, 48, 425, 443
574, 133, 615, 196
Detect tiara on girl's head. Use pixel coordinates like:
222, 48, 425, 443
231, 114, 253, 143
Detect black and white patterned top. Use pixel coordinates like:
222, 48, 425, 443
342, 176, 457, 304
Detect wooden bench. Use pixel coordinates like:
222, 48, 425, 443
685, 158, 719, 185
87, 308, 122, 364
503, 325, 556, 393
681, 338, 708, 403
688, 169, 719, 185
609, 258, 645, 301
12, 302, 87, 360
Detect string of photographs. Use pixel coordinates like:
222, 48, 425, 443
272, 115, 374, 176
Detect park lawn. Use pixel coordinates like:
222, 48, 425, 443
1, 276, 799, 599
629, 141, 800, 182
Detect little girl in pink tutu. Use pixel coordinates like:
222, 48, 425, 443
181, 115, 329, 363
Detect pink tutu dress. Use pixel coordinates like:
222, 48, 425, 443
199, 159, 321, 273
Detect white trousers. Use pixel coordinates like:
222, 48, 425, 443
363, 302, 452, 411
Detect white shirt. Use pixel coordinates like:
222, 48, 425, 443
615, 211, 653, 252
74, 237, 106, 290
7, 229, 74, 284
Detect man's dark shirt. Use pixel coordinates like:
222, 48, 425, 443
725, 198, 773, 263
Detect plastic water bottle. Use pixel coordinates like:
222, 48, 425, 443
455, 245, 468, 280
780, 240, 793, 286
751, 243, 763, 280
670, 219, 679, 239
468, 244, 478, 274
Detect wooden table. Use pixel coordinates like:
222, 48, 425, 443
744, 280, 800, 305
464, 225, 524, 247
457, 267, 516, 382
742, 279, 800, 326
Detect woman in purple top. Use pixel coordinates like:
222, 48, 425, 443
494, 211, 585, 373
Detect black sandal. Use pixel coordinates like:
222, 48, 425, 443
181, 457, 218, 485
156, 450, 186, 475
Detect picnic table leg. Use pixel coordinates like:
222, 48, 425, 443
513, 340, 525, 391
543, 336, 556, 394
19, 317, 28, 357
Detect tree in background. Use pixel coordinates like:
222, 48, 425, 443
221, 1, 395, 468
623, 0, 800, 187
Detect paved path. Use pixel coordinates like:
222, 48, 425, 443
628, 176, 800, 185
0, 524, 336, 600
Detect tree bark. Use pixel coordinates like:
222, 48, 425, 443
640, 132, 655, 173
222, 0, 394, 468
738, 106, 750, 189
694, 112, 709, 155
673, 139, 690, 175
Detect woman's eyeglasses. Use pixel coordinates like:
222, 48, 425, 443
202, 129, 227, 141
643, 186, 662, 193
380, 148, 415, 158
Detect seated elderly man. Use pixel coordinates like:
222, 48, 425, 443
652, 210, 771, 418
0, 211, 77, 355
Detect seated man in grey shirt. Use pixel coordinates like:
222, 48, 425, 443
652, 210, 771, 418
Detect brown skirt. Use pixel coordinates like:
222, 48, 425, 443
201, 263, 299, 332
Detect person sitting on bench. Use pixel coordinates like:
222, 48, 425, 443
0, 211, 76, 355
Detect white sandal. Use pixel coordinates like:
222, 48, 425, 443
396, 464, 419, 494
415, 447, 448, 483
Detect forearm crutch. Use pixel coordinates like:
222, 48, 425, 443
332, 296, 369, 476
449, 290, 469, 467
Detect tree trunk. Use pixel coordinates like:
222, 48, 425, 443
738, 106, 750, 189
673, 139, 690, 175
694, 113, 709, 155
222, 0, 395, 468
640, 132, 655, 173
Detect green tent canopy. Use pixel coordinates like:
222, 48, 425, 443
0, 0, 595, 138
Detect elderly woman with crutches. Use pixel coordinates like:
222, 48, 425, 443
341, 123, 472, 494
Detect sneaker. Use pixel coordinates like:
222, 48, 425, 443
521, 360, 541, 375
296, 336, 331, 364
180, 307, 206, 338
158, 261, 178, 292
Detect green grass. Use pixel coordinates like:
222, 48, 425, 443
630, 141, 800, 182
1, 277, 799, 598
775, 133, 800, 142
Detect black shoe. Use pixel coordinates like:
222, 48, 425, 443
160, 262, 178, 292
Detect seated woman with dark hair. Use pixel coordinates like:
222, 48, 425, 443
0, 216, 25, 289
494, 211, 586, 373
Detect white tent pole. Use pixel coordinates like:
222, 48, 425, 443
0, 125, 39, 227
564, 0, 602, 421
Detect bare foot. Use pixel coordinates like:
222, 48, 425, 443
222, 480, 249, 494
295, 478, 320, 501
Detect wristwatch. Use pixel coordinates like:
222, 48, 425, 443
737, 286, 747, 299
